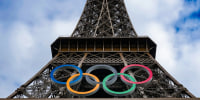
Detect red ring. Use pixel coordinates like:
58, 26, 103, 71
120, 64, 153, 84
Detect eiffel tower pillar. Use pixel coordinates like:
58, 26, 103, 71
7, 0, 196, 99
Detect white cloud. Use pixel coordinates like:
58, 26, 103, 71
175, 37, 200, 95
125, 0, 200, 97
0, 21, 77, 97
51, 19, 78, 37
0, 77, 18, 98
0, 0, 82, 97
145, 22, 177, 72
10, 22, 35, 60
125, 0, 181, 72
0, 0, 200, 98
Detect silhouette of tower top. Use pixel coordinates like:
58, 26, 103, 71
71, 0, 137, 37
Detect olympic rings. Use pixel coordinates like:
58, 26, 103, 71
50, 64, 153, 96
85, 65, 117, 86
103, 73, 136, 96
50, 64, 83, 85
66, 73, 100, 96
120, 64, 153, 84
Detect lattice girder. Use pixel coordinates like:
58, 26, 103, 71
71, 0, 137, 37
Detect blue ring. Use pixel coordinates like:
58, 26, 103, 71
50, 64, 83, 84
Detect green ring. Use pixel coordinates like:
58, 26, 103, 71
102, 73, 136, 95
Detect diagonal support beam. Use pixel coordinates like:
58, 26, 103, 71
119, 53, 137, 81
78, 53, 88, 68
119, 53, 148, 98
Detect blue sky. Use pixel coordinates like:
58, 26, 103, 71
0, 0, 200, 98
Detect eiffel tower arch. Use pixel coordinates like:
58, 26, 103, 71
6, 0, 196, 99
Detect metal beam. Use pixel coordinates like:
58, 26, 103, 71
78, 53, 88, 67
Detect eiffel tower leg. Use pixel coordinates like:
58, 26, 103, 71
7, 54, 60, 99
146, 53, 195, 98
120, 52, 195, 98
7, 53, 89, 99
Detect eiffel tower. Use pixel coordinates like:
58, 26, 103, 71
6, 0, 196, 99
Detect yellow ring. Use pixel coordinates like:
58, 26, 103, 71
66, 73, 100, 95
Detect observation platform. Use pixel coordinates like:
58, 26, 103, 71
51, 37, 157, 58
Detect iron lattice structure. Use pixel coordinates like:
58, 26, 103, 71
7, 0, 195, 99
71, 0, 137, 37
